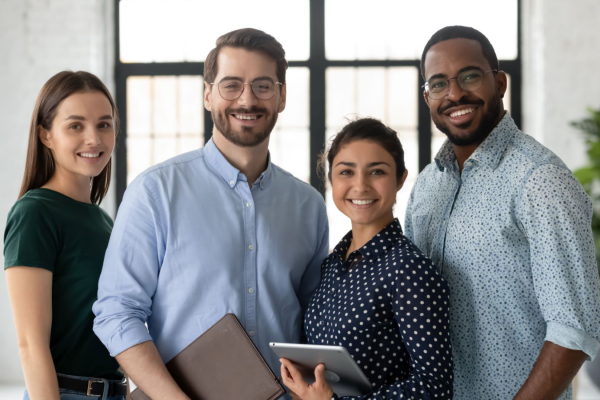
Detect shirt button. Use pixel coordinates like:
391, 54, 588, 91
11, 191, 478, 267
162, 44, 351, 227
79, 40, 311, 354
246, 202, 252, 207
229, 180, 235, 186
248, 287, 254, 294
249, 331, 255, 336
260, 182, 265, 188
465, 161, 472, 167
248, 245, 254, 250
443, 220, 447, 225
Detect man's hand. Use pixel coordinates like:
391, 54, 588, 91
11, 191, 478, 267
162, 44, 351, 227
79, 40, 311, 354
280, 358, 334, 400
513, 341, 588, 400
116, 341, 190, 400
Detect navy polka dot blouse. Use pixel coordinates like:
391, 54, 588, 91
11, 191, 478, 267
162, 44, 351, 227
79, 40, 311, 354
305, 219, 454, 399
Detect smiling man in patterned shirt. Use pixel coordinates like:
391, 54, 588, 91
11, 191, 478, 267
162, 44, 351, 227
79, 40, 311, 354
405, 25, 600, 400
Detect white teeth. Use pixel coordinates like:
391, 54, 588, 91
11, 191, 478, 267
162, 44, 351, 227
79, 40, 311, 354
236, 115, 257, 120
351, 199, 375, 205
450, 108, 474, 118
79, 153, 100, 158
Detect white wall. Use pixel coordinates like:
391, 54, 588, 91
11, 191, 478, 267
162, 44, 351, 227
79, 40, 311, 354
0, 0, 114, 384
522, 0, 600, 170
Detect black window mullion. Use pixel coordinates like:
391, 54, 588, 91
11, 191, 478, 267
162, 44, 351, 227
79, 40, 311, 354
309, 0, 326, 196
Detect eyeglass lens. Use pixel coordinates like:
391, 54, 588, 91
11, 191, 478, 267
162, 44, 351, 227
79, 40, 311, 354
218, 78, 277, 101
427, 69, 485, 99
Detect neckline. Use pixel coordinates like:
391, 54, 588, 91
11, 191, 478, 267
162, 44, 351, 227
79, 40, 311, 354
34, 188, 98, 207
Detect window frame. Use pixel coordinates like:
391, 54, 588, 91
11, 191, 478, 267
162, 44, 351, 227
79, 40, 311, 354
114, 0, 521, 206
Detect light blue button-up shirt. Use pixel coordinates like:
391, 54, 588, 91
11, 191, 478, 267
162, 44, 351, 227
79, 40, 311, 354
405, 113, 600, 400
93, 139, 329, 381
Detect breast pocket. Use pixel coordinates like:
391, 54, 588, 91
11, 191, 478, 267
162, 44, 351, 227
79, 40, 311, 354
411, 214, 432, 256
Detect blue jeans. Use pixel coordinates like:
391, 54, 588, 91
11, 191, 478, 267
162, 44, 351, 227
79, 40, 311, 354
23, 373, 126, 400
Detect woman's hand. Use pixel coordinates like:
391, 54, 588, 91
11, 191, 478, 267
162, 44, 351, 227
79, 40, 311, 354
280, 358, 334, 400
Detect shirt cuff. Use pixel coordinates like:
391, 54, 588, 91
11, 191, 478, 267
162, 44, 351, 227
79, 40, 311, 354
105, 319, 153, 357
545, 321, 600, 361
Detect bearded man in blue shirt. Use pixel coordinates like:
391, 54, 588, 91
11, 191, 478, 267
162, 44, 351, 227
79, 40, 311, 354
405, 25, 600, 400
93, 28, 328, 399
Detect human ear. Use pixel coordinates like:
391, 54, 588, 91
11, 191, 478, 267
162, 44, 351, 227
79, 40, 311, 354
396, 169, 409, 192
204, 82, 213, 111
495, 71, 508, 99
278, 84, 287, 113
38, 126, 53, 149
423, 90, 431, 108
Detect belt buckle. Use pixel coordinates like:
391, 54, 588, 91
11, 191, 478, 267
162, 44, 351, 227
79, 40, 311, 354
87, 379, 103, 397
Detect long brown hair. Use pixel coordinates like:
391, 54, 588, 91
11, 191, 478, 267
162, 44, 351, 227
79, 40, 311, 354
19, 71, 119, 204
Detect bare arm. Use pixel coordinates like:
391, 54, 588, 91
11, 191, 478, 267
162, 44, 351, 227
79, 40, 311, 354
513, 341, 587, 400
6, 267, 59, 400
116, 341, 190, 400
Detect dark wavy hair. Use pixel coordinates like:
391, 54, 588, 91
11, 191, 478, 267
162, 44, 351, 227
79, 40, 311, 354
204, 28, 288, 85
319, 118, 406, 184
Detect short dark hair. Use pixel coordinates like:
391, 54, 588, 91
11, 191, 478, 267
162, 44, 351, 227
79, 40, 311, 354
204, 28, 288, 85
420, 26, 499, 78
319, 118, 406, 183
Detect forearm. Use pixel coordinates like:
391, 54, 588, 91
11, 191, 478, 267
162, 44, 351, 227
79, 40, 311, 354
19, 343, 60, 400
513, 341, 587, 400
116, 341, 190, 400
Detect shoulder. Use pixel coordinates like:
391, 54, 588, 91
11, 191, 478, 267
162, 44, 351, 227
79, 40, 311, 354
390, 234, 439, 274
271, 163, 326, 209
506, 130, 569, 173
7, 192, 54, 221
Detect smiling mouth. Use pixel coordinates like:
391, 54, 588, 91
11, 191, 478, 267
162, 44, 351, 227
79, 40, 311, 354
231, 114, 263, 121
77, 152, 103, 158
348, 199, 377, 205
449, 107, 475, 118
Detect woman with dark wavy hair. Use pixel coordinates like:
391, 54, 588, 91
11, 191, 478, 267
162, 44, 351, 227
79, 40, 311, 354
4, 71, 126, 400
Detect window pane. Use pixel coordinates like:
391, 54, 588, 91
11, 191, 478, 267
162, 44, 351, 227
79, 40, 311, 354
326, 0, 518, 60
325, 67, 418, 247
126, 75, 204, 184
120, 0, 310, 63
270, 68, 310, 183
431, 73, 512, 160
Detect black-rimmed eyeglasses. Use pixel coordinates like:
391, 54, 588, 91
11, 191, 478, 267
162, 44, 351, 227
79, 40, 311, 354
423, 69, 498, 99
211, 78, 283, 101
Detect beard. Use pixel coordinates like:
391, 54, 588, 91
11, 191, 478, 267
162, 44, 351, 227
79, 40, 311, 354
212, 106, 278, 148
432, 94, 502, 146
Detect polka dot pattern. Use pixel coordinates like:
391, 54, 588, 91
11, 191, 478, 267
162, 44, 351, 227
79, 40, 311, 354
405, 113, 600, 400
306, 219, 453, 399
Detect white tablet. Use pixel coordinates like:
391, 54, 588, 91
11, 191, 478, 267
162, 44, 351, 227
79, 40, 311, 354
270, 342, 372, 396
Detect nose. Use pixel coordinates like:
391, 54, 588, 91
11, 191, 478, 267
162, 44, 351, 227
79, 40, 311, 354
84, 127, 102, 146
236, 83, 258, 107
445, 78, 469, 102
353, 172, 371, 193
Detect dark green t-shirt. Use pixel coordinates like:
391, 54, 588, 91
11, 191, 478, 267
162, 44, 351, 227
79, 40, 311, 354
4, 188, 122, 380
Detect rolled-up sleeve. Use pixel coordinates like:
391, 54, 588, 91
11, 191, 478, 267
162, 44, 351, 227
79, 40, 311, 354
517, 163, 600, 360
93, 174, 166, 357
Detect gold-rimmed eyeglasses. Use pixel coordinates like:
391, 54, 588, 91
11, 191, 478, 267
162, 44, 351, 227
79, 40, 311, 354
211, 78, 283, 101
423, 69, 498, 99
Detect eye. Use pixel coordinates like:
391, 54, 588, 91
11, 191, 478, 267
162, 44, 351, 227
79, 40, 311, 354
339, 169, 353, 176
98, 122, 111, 129
69, 124, 82, 130
370, 169, 385, 175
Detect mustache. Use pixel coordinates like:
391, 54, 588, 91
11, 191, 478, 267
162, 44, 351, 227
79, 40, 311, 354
226, 106, 268, 115
438, 98, 484, 114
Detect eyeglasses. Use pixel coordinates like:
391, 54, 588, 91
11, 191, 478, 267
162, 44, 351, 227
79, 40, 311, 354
423, 69, 498, 100
211, 78, 283, 101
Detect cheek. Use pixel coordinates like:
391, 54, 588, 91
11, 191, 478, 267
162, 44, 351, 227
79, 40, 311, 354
331, 179, 349, 203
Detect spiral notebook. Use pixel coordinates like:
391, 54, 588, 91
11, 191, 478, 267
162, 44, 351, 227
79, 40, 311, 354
129, 313, 285, 400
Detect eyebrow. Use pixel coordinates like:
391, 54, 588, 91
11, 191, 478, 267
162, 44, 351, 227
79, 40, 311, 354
334, 161, 391, 168
65, 115, 112, 121
427, 65, 484, 82
219, 76, 276, 83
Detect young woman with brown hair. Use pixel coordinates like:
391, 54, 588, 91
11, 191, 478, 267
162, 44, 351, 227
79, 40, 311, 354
4, 71, 126, 400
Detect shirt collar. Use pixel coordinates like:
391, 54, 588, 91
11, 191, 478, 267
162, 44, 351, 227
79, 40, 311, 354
332, 218, 404, 264
434, 112, 518, 172
203, 138, 273, 190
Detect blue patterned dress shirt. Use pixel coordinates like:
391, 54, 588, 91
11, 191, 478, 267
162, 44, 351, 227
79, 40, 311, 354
405, 113, 600, 400
93, 139, 329, 385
